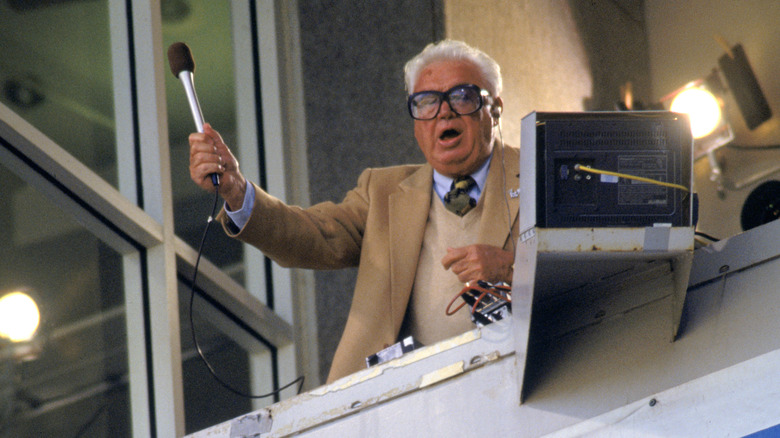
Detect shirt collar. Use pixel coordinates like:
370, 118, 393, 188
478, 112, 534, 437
432, 153, 492, 202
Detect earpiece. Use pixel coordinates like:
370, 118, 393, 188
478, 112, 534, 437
490, 104, 502, 120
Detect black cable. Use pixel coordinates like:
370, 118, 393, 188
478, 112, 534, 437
695, 230, 721, 242
189, 186, 304, 399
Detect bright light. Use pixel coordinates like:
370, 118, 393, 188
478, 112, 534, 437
670, 86, 723, 139
0, 291, 40, 342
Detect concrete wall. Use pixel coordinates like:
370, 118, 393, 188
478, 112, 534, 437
443, 0, 652, 146
297, 0, 444, 382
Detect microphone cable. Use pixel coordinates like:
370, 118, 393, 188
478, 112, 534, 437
188, 184, 304, 400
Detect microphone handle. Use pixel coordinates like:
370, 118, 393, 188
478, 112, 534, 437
178, 71, 219, 186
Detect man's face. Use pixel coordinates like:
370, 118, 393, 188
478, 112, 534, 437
413, 60, 499, 178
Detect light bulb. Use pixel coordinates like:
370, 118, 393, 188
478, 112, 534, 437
0, 291, 40, 342
670, 86, 722, 139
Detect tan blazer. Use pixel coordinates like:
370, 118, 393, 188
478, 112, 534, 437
219, 144, 520, 382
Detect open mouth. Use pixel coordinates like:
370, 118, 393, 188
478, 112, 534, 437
440, 128, 461, 141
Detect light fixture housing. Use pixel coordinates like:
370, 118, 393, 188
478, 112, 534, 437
718, 43, 772, 130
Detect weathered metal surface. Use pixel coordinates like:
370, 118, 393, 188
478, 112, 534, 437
188, 222, 780, 438
189, 320, 515, 437
542, 348, 780, 437
533, 227, 694, 253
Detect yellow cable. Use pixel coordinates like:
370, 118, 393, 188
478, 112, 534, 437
574, 164, 690, 192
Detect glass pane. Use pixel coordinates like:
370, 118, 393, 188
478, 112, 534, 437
0, 1, 118, 187
0, 164, 130, 436
164, 0, 245, 280
179, 281, 274, 434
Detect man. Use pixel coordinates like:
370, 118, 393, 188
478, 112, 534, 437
189, 39, 519, 383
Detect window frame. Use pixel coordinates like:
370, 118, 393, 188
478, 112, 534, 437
0, 0, 309, 435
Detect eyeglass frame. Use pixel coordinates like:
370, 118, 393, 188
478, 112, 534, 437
407, 83, 493, 120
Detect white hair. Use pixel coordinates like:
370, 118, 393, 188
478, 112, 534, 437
404, 39, 502, 96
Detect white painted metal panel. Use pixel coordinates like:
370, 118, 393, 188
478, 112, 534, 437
187, 220, 780, 438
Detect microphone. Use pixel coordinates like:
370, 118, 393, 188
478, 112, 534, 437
167, 42, 219, 187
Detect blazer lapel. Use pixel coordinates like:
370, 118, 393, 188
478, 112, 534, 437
478, 144, 521, 248
388, 165, 432, 330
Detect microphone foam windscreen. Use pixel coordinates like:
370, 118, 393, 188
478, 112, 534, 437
167, 42, 195, 77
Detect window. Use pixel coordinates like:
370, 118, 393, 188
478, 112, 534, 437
0, 1, 118, 188
0, 1, 301, 435
0, 151, 132, 437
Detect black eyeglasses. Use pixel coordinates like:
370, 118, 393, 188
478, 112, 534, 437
407, 84, 492, 120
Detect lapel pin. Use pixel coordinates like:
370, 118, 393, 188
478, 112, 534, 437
508, 188, 520, 198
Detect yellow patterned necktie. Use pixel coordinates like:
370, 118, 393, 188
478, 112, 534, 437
444, 176, 477, 216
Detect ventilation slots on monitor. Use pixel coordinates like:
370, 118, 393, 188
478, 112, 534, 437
520, 111, 694, 229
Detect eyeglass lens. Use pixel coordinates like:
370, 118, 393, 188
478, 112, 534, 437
410, 85, 484, 120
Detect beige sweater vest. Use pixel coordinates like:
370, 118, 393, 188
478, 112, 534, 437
403, 193, 484, 346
